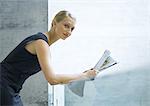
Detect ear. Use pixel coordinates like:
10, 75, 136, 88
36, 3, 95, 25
52, 20, 57, 27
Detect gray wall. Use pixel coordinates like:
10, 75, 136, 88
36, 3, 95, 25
0, 0, 48, 106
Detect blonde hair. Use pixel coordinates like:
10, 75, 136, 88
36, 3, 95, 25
53, 10, 76, 23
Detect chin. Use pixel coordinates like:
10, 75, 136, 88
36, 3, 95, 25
62, 37, 67, 40
61, 36, 68, 40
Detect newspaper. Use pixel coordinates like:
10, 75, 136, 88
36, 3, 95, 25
93, 50, 117, 75
67, 50, 118, 97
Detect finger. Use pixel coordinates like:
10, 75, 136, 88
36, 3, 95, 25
93, 69, 99, 74
83, 70, 88, 73
95, 70, 99, 74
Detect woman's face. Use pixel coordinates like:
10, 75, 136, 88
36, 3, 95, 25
54, 17, 75, 40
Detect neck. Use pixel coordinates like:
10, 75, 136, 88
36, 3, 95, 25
44, 29, 60, 46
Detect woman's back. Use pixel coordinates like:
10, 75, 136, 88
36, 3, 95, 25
0, 32, 48, 106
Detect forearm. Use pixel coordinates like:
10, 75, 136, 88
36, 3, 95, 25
43, 67, 96, 85
51, 73, 87, 85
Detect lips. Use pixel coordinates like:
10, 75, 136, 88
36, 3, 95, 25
63, 33, 69, 37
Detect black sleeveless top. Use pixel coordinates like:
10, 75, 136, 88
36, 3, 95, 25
0, 32, 48, 93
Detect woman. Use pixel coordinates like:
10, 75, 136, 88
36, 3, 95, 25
0, 10, 97, 106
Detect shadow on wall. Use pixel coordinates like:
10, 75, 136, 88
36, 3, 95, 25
93, 64, 150, 106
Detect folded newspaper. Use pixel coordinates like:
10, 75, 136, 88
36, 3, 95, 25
67, 50, 118, 97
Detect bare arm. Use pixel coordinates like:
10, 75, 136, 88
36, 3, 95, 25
34, 39, 96, 85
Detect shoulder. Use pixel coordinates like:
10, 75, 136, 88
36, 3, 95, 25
25, 39, 49, 55
24, 32, 49, 45
34, 39, 49, 46
34, 39, 50, 55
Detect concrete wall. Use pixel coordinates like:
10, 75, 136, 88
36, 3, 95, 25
0, 0, 48, 106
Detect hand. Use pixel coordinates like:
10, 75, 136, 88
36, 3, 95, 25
83, 68, 98, 79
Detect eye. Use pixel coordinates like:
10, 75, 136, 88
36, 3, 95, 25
64, 24, 70, 28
